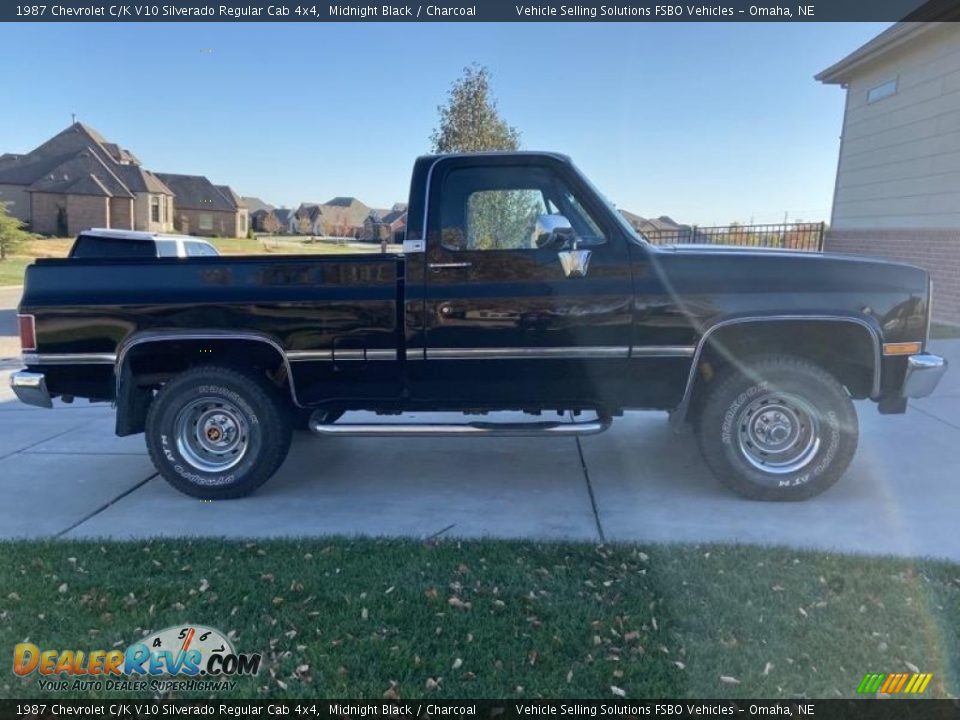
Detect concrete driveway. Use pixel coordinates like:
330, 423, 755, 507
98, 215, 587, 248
0, 300, 958, 558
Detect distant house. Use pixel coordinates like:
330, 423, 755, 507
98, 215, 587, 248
317, 196, 372, 238
293, 203, 326, 235
362, 207, 408, 243
619, 210, 691, 241
0, 122, 250, 239
155, 173, 248, 238
0, 122, 175, 236
817, 21, 960, 323
242, 196, 274, 215
270, 208, 297, 234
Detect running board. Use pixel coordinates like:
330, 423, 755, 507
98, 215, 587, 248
309, 415, 611, 437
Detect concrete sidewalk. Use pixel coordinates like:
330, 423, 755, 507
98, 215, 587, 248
0, 340, 958, 561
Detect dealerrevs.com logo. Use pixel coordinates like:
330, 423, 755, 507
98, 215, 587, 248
13, 624, 261, 693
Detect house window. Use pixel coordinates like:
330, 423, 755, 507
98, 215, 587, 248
199, 213, 214, 231
150, 196, 161, 223
867, 78, 897, 104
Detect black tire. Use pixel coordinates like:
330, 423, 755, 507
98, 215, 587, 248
696, 354, 858, 501
145, 365, 292, 499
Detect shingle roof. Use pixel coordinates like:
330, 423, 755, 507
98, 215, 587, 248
155, 173, 237, 211
242, 196, 274, 214
215, 185, 244, 208
26, 149, 134, 198
115, 166, 173, 195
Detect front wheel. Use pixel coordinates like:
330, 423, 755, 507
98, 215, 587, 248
145, 365, 292, 499
696, 355, 858, 501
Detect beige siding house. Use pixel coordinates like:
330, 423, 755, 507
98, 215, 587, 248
818, 22, 960, 323
155, 174, 248, 238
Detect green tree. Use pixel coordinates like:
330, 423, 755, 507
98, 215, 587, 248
431, 65, 537, 249
430, 64, 521, 153
0, 202, 32, 261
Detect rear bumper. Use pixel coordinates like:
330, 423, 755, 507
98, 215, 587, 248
902, 353, 948, 399
10, 370, 53, 409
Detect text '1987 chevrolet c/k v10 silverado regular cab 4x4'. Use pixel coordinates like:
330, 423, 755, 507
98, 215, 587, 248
11, 152, 949, 501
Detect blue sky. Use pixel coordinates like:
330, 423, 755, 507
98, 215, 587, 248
0, 22, 886, 224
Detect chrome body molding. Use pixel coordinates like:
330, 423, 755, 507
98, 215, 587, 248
114, 330, 303, 407
405, 346, 694, 360
903, 353, 947, 398
288, 349, 398, 362
10, 371, 52, 409
631, 346, 696, 358
424, 346, 631, 360
670, 314, 883, 426
22, 352, 116, 365
286, 350, 331, 362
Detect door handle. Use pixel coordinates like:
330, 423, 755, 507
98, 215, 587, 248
428, 262, 472, 271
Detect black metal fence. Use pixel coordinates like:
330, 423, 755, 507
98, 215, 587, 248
642, 222, 825, 252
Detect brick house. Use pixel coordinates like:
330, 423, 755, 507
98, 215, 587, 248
0, 122, 249, 239
153, 174, 248, 238
817, 22, 960, 323
295, 197, 373, 238
0, 122, 175, 237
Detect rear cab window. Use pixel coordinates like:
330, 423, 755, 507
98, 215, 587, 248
69, 235, 157, 259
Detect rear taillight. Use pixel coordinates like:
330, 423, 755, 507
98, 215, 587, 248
18, 314, 36, 352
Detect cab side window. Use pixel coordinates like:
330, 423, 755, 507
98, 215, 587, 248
186, 241, 217, 257
439, 165, 607, 252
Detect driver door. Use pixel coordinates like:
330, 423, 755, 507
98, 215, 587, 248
408, 156, 635, 408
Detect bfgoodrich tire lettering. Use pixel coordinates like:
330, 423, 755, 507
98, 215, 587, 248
146, 366, 292, 499
697, 355, 858, 501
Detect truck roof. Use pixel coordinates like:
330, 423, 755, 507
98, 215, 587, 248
416, 150, 573, 163
83, 228, 204, 243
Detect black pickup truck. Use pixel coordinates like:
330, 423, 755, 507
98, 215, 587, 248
12, 152, 947, 501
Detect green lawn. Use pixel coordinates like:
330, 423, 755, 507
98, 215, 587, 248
1, 539, 957, 700
0, 237, 381, 286
0, 257, 29, 286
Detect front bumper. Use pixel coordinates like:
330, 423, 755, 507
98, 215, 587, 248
903, 353, 948, 399
10, 370, 53, 409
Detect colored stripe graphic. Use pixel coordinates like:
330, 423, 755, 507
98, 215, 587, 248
857, 673, 885, 693
859, 672, 934, 694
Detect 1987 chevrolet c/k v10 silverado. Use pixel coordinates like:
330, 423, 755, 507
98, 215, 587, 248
11, 152, 948, 500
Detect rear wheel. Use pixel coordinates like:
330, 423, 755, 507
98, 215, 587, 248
145, 365, 292, 499
696, 355, 858, 501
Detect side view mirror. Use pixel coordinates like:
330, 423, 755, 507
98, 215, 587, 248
534, 214, 577, 250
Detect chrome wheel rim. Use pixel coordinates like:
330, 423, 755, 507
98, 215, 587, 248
736, 392, 820, 475
174, 397, 249, 473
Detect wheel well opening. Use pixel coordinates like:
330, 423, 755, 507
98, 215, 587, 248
115, 338, 293, 436
687, 320, 877, 418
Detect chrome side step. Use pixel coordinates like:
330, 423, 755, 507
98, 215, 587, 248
309, 415, 611, 437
